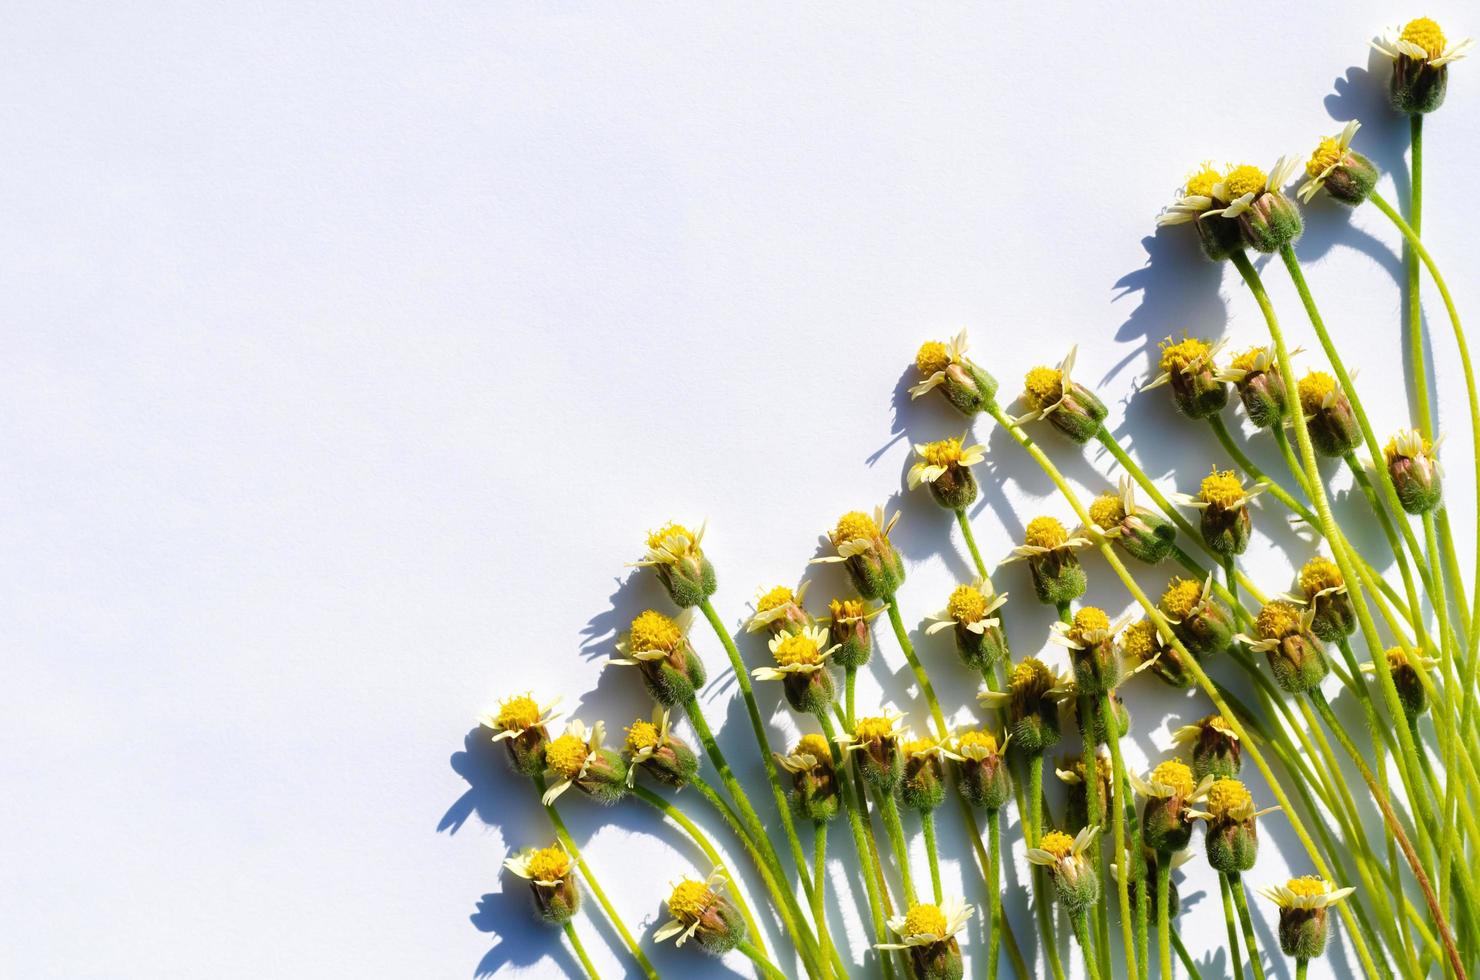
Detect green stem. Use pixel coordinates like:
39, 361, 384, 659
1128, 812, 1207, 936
1297, 958, 1309, 980
1344, 451, 1430, 649
1156, 854, 1172, 980
1072, 908, 1105, 980
1408, 111, 1429, 437
1029, 753, 1068, 980
563, 920, 601, 980
737, 939, 789, 980
883, 597, 947, 737
1228, 873, 1268, 980
1425, 510, 1460, 922
1074, 694, 1107, 978
987, 807, 1003, 980
921, 809, 942, 903
877, 791, 917, 906
1099, 691, 1138, 980
956, 507, 989, 579
845, 665, 857, 729
813, 823, 831, 980
1207, 413, 1318, 525
1220, 873, 1245, 980
1172, 925, 1205, 980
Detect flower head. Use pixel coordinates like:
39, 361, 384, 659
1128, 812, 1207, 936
505, 843, 573, 886
1260, 876, 1356, 911
908, 437, 985, 488
1028, 826, 1102, 909
481, 693, 560, 744
610, 609, 707, 706
1375, 18, 1474, 67
633, 521, 717, 607
910, 330, 1000, 415
926, 580, 1008, 635
753, 624, 836, 679
1205, 158, 1300, 219
1385, 428, 1446, 514
1005, 515, 1090, 561
541, 719, 607, 804
1158, 162, 1229, 225
878, 896, 974, 949
746, 581, 811, 634
811, 506, 906, 599
653, 868, 745, 953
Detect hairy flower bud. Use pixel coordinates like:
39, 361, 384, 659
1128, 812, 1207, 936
612, 610, 708, 707
1298, 556, 1356, 642
1385, 429, 1444, 514
899, 738, 950, 813
1198, 779, 1275, 874
1007, 516, 1089, 606
1174, 714, 1243, 781
504, 844, 581, 924
1153, 336, 1229, 420
1298, 372, 1361, 458
845, 715, 905, 791
1222, 346, 1288, 429
657, 872, 747, 955
1017, 347, 1107, 444
1248, 600, 1329, 695
1160, 576, 1235, 657
777, 734, 841, 823
826, 597, 877, 669
910, 332, 1000, 416
1375, 19, 1474, 114
814, 508, 905, 600
954, 729, 1013, 811
636, 523, 716, 608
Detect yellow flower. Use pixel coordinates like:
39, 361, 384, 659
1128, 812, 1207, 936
909, 331, 971, 398
480, 693, 560, 742
1004, 515, 1090, 564
1384, 428, 1440, 464
1148, 335, 1223, 390
752, 624, 835, 680
540, 719, 606, 805
878, 896, 974, 949
954, 728, 1005, 760
1129, 758, 1205, 800
1258, 875, 1356, 910
1089, 491, 1126, 530
635, 521, 706, 568
1120, 619, 1160, 663
908, 436, 986, 489
504, 842, 573, 887
1159, 576, 1208, 621
1298, 555, 1344, 597
653, 869, 729, 946
1374, 18, 1475, 66
1159, 162, 1229, 225
746, 580, 811, 632
925, 579, 1008, 636
1204, 158, 1301, 218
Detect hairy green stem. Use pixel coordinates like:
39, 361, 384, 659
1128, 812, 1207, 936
1228, 873, 1268, 980
921, 809, 942, 904
563, 919, 601, 980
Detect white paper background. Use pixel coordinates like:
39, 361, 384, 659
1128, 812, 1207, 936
4, 3, 1477, 978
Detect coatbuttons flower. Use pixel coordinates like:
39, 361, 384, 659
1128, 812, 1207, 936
623, 707, 698, 789
1160, 574, 1236, 657
1051, 605, 1130, 695
1220, 345, 1289, 429
877, 897, 974, 980
825, 596, 881, 669
542, 719, 628, 806
751, 624, 837, 714
908, 436, 986, 510
979, 657, 1070, 755
1385, 428, 1444, 514
1004, 515, 1090, 605
775, 733, 841, 822
1121, 616, 1192, 688
653, 869, 747, 955
745, 581, 812, 635
1258, 876, 1356, 960
953, 728, 1013, 810
899, 735, 957, 814
910, 331, 1000, 416
1298, 121, 1378, 206
1027, 826, 1102, 912
1129, 758, 1211, 853
1149, 335, 1230, 419
925, 579, 1009, 671
1174, 467, 1263, 557
504, 843, 580, 924
1239, 599, 1329, 695
1361, 646, 1435, 720
1158, 162, 1243, 261
1087, 477, 1176, 565
1055, 752, 1113, 834
1374, 18, 1475, 113
481, 693, 560, 776
1189, 778, 1280, 873
838, 712, 906, 790
610, 609, 708, 707
1297, 372, 1361, 458
1173, 713, 1243, 780
812, 506, 906, 600
1204, 158, 1303, 253
1015, 347, 1109, 444
1297, 555, 1355, 642
634, 521, 716, 608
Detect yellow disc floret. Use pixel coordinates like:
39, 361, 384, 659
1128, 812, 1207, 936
1256, 600, 1303, 640
668, 879, 714, 921
526, 845, 572, 882
947, 584, 989, 623
1299, 556, 1343, 596
625, 719, 660, 753
1206, 778, 1252, 819
1010, 656, 1056, 697
1223, 164, 1268, 199
646, 522, 697, 550
756, 585, 796, 613
546, 733, 589, 779
1401, 17, 1447, 60
495, 694, 542, 732
956, 729, 1000, 754
1286, 875, 1328, 898
835, 510, 879, 543
1089, 492, 1126, 530
1159, 336, 1212, 374
1151, 759, 1196, 797
902, 902, 948, 938
854, 716, 896, 743
1298, 371, 1338, 413
1306, 136, 1345, 178
1185, 164, 1221, 200
830, 597, 866, 621
1070, 606, 1111, 641
1121, 619, 1159, 661
921, 438, 965, 467
1024, 366, 1064, 409
1385, 646, 1414, 670
796, 733, 832, 761
1039, 830, 1076, 860
1199, 467, 1246, 508
1160, 577, 1203, 620
916, 341, 951, 376
1229, 346, 1267, 374
630, 609, 682, 652
901, 737, 936, 758
1025, 515, 1069, 550
1384, 433, 1432, 462
772, 632, 823, 667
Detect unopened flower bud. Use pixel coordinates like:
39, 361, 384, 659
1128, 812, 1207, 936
1385, 429, 1444, 514
1018, 349, 1108, 444
910, 332, 999, 416
777, 734, 841, 823
1152, 336, 1229, 419
1375, 18, 1474, 114
1222, 346, 1288, 428
1174, 714, 1242, 780
1298, 556, 1355, 641
656, 871, 747, 955
1248, 600, 1329, 695
1374, 647, 1430, 720
954, 729, 1013, 811
909, 437, 984, 510
612, 610, 708, 707
1298, 372, 1360, 458
899, 737, 950, 813
1160, 576, 1235, 657
1088, 482, 1176, 565
813, 507, 905, 600
636, 523, 716, 608
1007, 516, 1089, 606
826, 597, 878, 669
504, 844, 580, 924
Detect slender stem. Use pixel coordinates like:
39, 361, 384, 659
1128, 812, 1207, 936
1029, 753, 1068, 980
1156, 853, 1173, 980
845, 665, 857, 729
1207, 413, 1318, 525
1408, 111, 1429, 437
956, 507, 989, 578
1228, 873, 1268, 980
812, 823, 830, 980
1220, 873, 1246, 980
1099, 691, 1138, 980
921, 809, 942, 903
1135, 863, 1150, 980
1172, 925, 1206, 980
986, 807, 1003, 980
1297, 959, 1309, 980
883, 597, 947, 737
562, 920, 601, 980
1425, 509, 1460, 922
532, 774, 659, 980
1344, 451, 1430, 648
877, 791, 917, 906
1072, 909, 1105, 980
737, 939, 789, 980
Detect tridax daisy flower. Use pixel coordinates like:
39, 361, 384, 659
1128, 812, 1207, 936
836, 709, 907, 790
1237, 599, 1329, 695
1188, 777, 1281, 873
1014, 346, 1109, 444
1147, 335, 1230, 420
979, 657, 1072, 755
610, 608, 707, 707
1003, 515, 1091, 606
623, 707, 698, 788
898, 733, 959, 814
633, 521, 716, 608
1259, 875, 1356, 960
504, 842, 580, 923
910, 330, 1000, 416
1173, 467, 1265, 557
1298, 121, 1378, 205
542, 719, 627, 806
745, 580, 812, 635
1296, 554, 1355, 642
1028, 826, 1102, 911
1297, 371, 1361, 458
1086, 476, 1176, 565
908, 435, 986, 510
1360, 646, 1437, 720
824, 596, 882, 669
775, 733, 841, 822
925, 579, 1009, 671
1159, 573, 1235, 657
653, 869, 746, 955
1173, 713, 1243, 780
1385, 428, 1445, 514
1159, 161, 1243, 261
1129, 758, 1213, 853
811, 506, 905, 600
953, 727, 1013, 810
1056, 751, 1112, 833
751, 623, 838, 714
1374, 17, 1475, 113
479, 693, 560, 775
877, 896, 974, 980
1219, 345, 1290, 429
1051, 605, 1133, 695
1203, 157, 1303, 253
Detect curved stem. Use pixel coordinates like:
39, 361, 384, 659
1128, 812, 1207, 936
876, 790, 917, 906
921, 809, 942, 903
1408, 111, 1429, 437
956, 507, 989, 579
1172, 925, 1206, 980
1207, 413, 1318, 525
1228, 873, 1268, 980
883, 597, 947, 737
737, 939, 789, 980
562, 920, 601, 980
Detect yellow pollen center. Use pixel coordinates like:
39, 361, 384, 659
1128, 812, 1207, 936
796, 734, 832, 761
1071, 607, 1111, 641
903, 903, 948, 937
526, 846, 571, 882
916, 341, 950, 375
854, 716, 895, 743
756, 585, 795, 613
1384, 433, 1432, 462
921, 438, 965, 467
1230, 347, 1267, 374
1025, 515, 1069, 550
546, 734, 589, 779
1299, 556, 1343, 596
1121, 619, 1159, 661
1011, 657, 1055, 696
1306, 136, 1345, 178
901, 737, 935, 757
1200, 468, 1246, 508
1151, 759, 1195, 797
1185, 166, 1221, 199
1223, 165, 1268, 199
1089, 492, 1126, 530
1256, 600, 1303, 640
1024, 366, 1065, 408
646, 522, 696, 550
1160, 578, 1203, 620
496, 695, 542, 732
1159, 336, 1212, 374
1298, 372, 1338, 413
773, 633, 822, 667
1287, 876, 1328, 898
835, 510, 879, 542
947, 584, 989, 623
1385, 646, 1413, 670
1401, 17, 1447, 60
830, 598, 865, 621
630, 609, 682, 652
957, 729, 1000, 753
1040, 830, 1076, 860
668, 880, 714, 921
625, 719, 660, 752
1207, 779, 1252, 819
